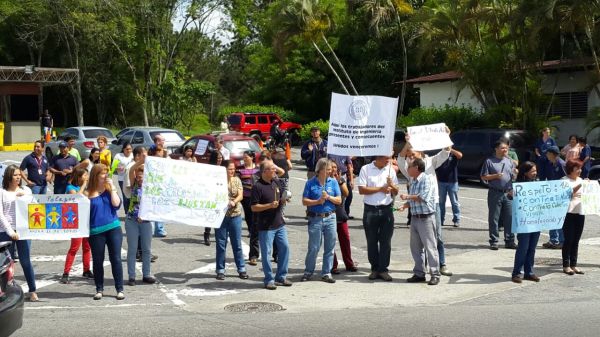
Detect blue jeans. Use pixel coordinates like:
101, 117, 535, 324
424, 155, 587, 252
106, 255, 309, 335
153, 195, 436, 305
549, 229, 564, 245
89, 227, 124, 293
487, 189, 515, 245
434, 203, 446, 266
118, 181, 130, 214
0, 233, 36, 292
30, 185, 47, 195
438, 182, 460, 224
125, 218, 152, 279
54, 183, 67, 195
154, 222, 166, 236
215, 215, 246, 274
512, 232, 540, 277
258, 226, 289, 285
304, 213, 337, 277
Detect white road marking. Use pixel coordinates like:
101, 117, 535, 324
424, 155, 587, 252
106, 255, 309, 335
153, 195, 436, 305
460, 196, 487, 202
290, 177, 307, 182
580, 237, 600, 245
25, 303, 169, 310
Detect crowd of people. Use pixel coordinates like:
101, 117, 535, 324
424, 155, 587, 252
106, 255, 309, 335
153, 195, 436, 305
0, 126, 594, 300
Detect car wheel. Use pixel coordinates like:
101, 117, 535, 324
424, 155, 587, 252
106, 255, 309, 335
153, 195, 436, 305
45, 148, 53, 160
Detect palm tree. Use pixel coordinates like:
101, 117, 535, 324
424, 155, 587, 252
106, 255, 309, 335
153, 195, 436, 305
360, 0, 413, 114
273, 0, 358, 95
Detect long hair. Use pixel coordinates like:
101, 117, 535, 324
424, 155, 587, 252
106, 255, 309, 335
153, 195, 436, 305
2, 164, 20, 190
516, 161, 536, 182
87, 164, 110, 193
121, 141, 132, 154
69, 168, 88, 187
89, 147, 100, 163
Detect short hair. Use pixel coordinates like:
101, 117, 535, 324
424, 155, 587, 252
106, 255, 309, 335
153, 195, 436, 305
2, 164, 20, 189
97, 135, 108, 144
494, 138, 509, 149
183, 145, 194, 153
569, 134, 578, 141
410, 158, 426, 173
315, 158, 330, 174
243, 150, 254, 158
259, 159, 273, 174
259, 150, 271, 161
121, 141, 132, 153
565, 159, 583, 175
578, 136, 587, 144
216, 137, 224, 144
153, 134, 164, 143
34, 140, 43, 148
133, 145, 147, 158
64, 136, 73, 142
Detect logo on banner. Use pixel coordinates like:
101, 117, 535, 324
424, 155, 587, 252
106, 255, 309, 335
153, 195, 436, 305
349, 99, 369, 120
28, 203, 79, 230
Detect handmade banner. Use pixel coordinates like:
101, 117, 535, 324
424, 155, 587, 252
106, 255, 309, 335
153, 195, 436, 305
512, 180, 571, 233
195, 139, 209, 156
138, 156, 229, 228
407, 123, 453, 151
327, 92, 398, 157
15, 194, 90, 240
581, 180, 600, 215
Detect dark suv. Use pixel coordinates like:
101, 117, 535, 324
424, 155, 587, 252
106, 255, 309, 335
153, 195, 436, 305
0, 242, 24, 337
450, 129, 535, 181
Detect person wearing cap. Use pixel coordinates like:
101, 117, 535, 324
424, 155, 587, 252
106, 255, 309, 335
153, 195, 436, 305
301, 127, 327, 179
49, 141, 79, 194
541, 145, 566, 249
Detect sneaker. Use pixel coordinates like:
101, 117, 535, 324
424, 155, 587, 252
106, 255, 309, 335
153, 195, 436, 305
142, 276, 156, 284
265, 283, 277, 290
406, 275, 426, 283
282, 217, 290, 222
247, 258, 258, 266
301, 274, 311, 282
428, 277, 440, 285
511, 276, 522, 283
136, 254, 142, 262
116, 292, 125, 300
378, 272, 393, 282
368, 272, 379, 280
440, 265, 453, 276
93, 292, 103, 300
154, 233, 167, 238
490, 243, 499, 250
60, 273, 70, 284
151, 254, 158, 262
453, 221, 460, 228
321, 275, 336, 283
128, 278, 136, 286
216, 273, 225, 280
82, 271, 94, 279
505, 242, 518, 249
275, 279, 292, 287
238, 272, 249, 279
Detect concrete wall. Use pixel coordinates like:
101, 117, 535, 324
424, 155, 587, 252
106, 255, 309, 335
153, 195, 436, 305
8, 121, 40, 144
415, 82, 483, 111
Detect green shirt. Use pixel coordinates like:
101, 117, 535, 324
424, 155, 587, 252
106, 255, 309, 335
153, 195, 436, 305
68, 148, 81, 161
508, 149, 518, 163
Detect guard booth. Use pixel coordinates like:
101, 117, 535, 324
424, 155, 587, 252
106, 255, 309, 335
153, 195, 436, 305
0, 66, 78, 150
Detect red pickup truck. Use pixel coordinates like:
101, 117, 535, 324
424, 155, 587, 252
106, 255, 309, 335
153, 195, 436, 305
226, 112, 302, 145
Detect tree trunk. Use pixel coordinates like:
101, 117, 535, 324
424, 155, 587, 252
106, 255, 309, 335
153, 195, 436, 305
312, 41, 349, 95
395, 14, 408, 115
321, 34, 358, 95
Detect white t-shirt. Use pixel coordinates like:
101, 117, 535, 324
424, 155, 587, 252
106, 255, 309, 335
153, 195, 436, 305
564, 176, 583, 214
219, 147, 231, 160
0, 186, 32, 236
113, 153, 134, 182
122, 161, 136, 199
357, 162, 399, 206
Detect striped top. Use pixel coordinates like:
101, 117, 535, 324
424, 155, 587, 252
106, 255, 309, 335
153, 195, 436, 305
0, 187, 31, 237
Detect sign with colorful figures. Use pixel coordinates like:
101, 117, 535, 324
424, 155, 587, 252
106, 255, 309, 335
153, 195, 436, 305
138, 156, 229, 228
15, 194, 90, 240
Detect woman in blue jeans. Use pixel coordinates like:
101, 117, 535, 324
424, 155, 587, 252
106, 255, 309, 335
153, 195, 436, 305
511, 161, 541, 283
0, 165, 37, 301
301, 158, 341, 283
215, 162, 248, 280
87, 163, 124, 300
125, 164, 156, 286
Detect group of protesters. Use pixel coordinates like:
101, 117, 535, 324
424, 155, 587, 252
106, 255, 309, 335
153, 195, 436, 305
0, 125, 594, 299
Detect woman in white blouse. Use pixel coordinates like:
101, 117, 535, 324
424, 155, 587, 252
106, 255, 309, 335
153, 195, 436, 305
561, 159, 585, 275
0, 164, 37, 301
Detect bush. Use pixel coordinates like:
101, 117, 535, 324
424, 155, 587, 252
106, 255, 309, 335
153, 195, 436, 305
398, 105, 486, 131
178, 114, 212, 137
217, 104, 301, 123
299, 119, 329, 140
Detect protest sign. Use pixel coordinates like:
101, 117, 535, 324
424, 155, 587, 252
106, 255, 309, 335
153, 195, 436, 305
511, 180, 571, 233
16, 194, 90, 240
195, 139, 209, 156
327, 92, 398, 157
407, 123, 453, 151
581, 180, 600, 215
139, 156, 229, 228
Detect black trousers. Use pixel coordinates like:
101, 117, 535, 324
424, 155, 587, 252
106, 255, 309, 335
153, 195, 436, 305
562, 213, 585, 268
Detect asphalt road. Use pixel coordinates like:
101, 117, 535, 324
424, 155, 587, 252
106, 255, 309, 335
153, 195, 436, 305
3, 150, 600, 337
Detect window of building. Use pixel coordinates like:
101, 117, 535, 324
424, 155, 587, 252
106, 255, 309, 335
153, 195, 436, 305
542, 92, 588, 118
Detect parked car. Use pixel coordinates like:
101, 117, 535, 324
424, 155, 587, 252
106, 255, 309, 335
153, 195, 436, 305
226, 112, 303, 145
0, 242, 24, 337
352, 128, 406, 175
170, 133, 262, 168
45, 127, 116, 160
450, 129, 535, 182
110, 127, 185, 157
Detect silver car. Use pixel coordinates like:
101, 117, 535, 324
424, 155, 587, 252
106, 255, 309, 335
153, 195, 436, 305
109, 127, 186, 156
45, 126, 116, 160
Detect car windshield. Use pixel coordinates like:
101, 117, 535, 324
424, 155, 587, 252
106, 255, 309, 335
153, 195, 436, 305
224, 139, 261, 153
150, 131, 185, 142
227, 115, 241, 125
83, 129, 114, 139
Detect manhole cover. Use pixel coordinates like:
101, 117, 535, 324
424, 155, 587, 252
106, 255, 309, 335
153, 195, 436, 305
224, 302, 285, 313
535, 257, 562, 266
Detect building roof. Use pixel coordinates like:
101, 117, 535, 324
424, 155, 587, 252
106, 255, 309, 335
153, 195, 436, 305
0, 66, 78, 84
403, 59, 595, 85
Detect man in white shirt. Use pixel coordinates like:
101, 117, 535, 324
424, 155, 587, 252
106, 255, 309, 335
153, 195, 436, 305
357, 155, 399, 282
216, 137, 230, 167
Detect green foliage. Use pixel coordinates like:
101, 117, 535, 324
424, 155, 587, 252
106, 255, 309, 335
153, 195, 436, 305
178, 114, 212, 137
299, 119, 329, 140
217, 104, 302, 123
398, 105, 485, 131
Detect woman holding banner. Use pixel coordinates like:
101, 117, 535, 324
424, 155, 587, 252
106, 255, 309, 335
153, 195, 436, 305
562, 160, 585, 275
511, 161, 541, 283
87, 164, 124, 300
61, 168, 93, 284
215, 162, 248, 280
0, 165, 37, 301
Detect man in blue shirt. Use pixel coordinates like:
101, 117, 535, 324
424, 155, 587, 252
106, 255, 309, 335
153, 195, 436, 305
301, 127, 327, 179
542, 145, 566, 249
481, 138, 517, 250
301, 158, 341, 283
49, 141, 79, 194
20, 140, 50, 194
435, 148, 463, 227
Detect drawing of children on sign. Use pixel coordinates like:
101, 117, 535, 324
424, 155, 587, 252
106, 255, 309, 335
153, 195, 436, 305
28, 204, 46, 229
62, 203, 78, 229
46, 204, 62, 229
